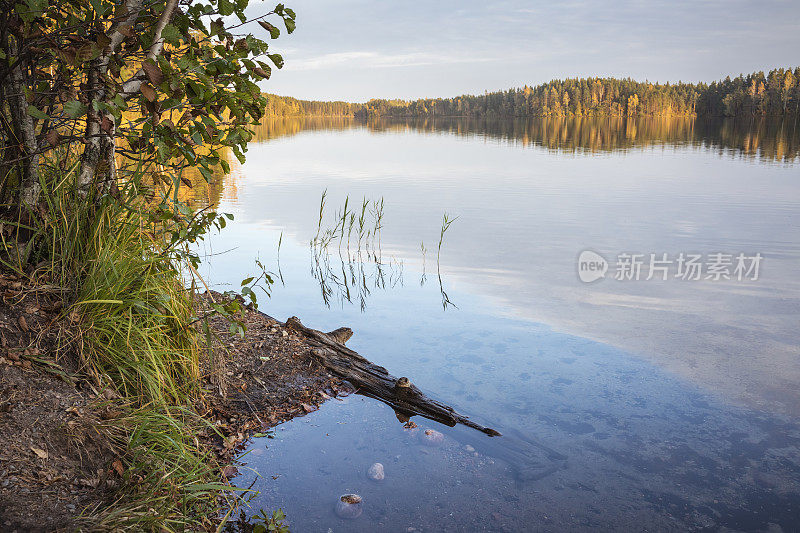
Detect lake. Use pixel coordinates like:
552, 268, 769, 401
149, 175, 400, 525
199, 116, 800, 532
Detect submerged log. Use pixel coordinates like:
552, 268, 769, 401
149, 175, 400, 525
285, 316, 501, 437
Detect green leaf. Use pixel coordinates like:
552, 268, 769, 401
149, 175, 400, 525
284, 18, 296, 34
26, 105, 49, 120
268, 53, 284, 69
218, 0, 233, 16
89, 0, 106, 16
63, 100, 87, 119
240, 276, 254, 286
161, 24, 181, 45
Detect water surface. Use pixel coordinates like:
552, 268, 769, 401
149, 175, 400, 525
200, 116, 800, 532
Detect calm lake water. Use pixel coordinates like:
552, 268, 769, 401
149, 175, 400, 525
200, 117, 800, 532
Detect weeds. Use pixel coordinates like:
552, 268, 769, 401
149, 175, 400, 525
3, 152, 243, 530
310, 191, 401, 310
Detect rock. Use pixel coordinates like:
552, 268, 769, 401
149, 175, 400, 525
335, 494, 363, 519
367, 462, 385, 481
419, 428, 444, 447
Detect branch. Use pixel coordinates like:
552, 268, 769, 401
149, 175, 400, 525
121, 0, 179, 99
106, 0, 146, 57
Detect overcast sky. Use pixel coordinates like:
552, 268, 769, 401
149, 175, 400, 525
246, 0, 800, 103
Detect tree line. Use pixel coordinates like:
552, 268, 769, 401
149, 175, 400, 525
263, 93, 360, 116
263, 68, 800, 119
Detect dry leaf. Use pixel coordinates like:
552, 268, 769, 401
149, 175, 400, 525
17, 315, 29, 332
46, 130, 59, 146
140, 83, 157, 102
100, 115, 113, 134
31, 446, 48, 460
142, 62, 163, 85
112, 459, 124, 476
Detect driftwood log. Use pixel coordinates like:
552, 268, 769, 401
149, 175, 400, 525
285, 316, 501, 437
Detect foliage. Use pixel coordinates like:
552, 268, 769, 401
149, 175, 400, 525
0, 0, 295, 214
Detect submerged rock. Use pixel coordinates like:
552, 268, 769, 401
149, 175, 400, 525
367, 462, 385, 481
419, 428, 445, 447
335, 494, 363, 519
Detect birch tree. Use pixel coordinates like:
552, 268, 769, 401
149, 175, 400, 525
0, 0, 294, 211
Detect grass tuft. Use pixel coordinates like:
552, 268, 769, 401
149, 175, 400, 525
13, 152, 235, 530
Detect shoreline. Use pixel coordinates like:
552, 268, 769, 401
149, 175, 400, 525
0, 278, 349, 531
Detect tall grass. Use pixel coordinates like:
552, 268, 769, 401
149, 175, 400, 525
35, 157, 199, 404
22, 154, 231, 530
89, 408, 227, 532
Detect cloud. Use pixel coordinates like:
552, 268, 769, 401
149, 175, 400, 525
285, 50, 494, 71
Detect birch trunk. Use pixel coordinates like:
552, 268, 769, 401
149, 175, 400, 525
7, 39, 40, 207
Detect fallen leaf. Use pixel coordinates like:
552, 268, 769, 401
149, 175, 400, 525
222, 465, 238, 478
301, 403, 316, 413
31, 446, 48, 460
18, 315, 29, 332
111, 459, 124, 477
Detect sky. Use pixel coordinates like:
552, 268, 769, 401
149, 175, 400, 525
244, 0, 800, 103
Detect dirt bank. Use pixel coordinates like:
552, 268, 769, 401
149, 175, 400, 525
0, 275, 348, 531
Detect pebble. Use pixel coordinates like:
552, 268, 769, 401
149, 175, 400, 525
367, 462, 385, 481
419, 428, 444, 447
335, 494, 363, 519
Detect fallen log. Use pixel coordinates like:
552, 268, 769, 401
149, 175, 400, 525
284, 316, 501, 437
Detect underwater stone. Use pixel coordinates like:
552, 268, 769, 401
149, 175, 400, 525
335, 494, 363, 519
419, 429, 445, 447
367, 462, 385, 481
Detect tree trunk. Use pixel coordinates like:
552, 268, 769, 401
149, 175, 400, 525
78, 64, 117, 195
7, 39, 40, 208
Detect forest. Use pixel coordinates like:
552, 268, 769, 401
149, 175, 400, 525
264, 68, 800, 119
